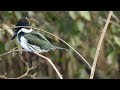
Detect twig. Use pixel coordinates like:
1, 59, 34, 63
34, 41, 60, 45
0, 75, 7, 79
0, 48, 62, 79
1, 66, 37, 79
0, 73, 7, 79
0, 48, 26, 57
34, 52, 63, 79
90, 11, 113, 79
15, 64, 35, 79
0, 54, 38, 79
6, 66, 36, 79
16, 54, 39, 79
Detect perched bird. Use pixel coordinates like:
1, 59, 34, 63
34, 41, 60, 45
11, 17, 68, 53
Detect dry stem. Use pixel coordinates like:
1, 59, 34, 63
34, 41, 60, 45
34, 52, 63, 79
90, 11, 113, 79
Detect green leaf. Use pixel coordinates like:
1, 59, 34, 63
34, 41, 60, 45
107, 51, 117, 65
15, 11, 22, 20
0, 42, 5, 54
76, 20, 84, 32
2, 11, 14, 19
69, 11, 79, 20
111, 24, 120, 34
113, 36, 120, 46
79, 68, 89, 79
90, 48, 96, 58
79, 11, 91, 21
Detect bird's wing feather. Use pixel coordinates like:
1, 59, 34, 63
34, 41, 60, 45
30, 31, 49, 42
24, 31, 55, 50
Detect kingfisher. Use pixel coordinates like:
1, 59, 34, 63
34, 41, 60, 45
11, 17, 68, 53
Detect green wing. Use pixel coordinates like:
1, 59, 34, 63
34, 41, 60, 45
24, 31, 55, 50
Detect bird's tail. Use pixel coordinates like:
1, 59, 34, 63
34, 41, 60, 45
54, 46, 68, 51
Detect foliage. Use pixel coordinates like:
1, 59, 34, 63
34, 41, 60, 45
0, 11, 120, 79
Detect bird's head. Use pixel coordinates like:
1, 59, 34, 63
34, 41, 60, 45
11, 17, 31, 40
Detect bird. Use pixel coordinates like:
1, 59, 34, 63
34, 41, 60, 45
11, 17, 68, 53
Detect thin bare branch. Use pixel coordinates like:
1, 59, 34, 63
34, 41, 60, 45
34, 52, 63, 79
10, 54, 38, 79
0, 75, 7, 79
0, 73, 7, 79
90, 11, 113, 79
0, 47, 62, 79
0, 56, 37, 79
0, 48, 26, 57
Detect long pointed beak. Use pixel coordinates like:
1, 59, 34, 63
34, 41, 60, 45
11, 31, 17, 40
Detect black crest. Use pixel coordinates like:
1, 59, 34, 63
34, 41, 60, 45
16, 17, 31, 31
11, 17, 31, 40
16, 17, 31, 26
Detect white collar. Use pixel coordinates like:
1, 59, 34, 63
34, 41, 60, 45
18, 28, 33, 34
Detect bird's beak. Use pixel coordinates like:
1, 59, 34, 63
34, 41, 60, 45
11, 31, 17, 40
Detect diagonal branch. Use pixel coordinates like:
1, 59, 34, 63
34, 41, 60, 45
34, 52, 63, 79
0, 48, 26, 57
0, 48, 63, 79
90, 11, 113, 79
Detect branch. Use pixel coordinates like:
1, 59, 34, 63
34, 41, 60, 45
0, 73, 7, 79
15, 55, 37, 79
0, 54, 38, 79
34, 52, 63, 79
90, 11, 113, 79
0, 48, 62, 79
0, 49, 26, 57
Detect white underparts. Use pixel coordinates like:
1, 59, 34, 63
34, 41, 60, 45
18, 36, 49, 53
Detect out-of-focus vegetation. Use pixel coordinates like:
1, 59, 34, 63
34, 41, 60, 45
0, 11, 120, 79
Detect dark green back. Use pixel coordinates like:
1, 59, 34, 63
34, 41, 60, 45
24, 31, 55, 50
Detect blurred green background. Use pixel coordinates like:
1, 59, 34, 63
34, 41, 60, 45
0, 11, 120, 79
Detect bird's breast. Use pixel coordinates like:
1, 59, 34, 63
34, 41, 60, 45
18, 36, 32, 52
17, 36, 49, 53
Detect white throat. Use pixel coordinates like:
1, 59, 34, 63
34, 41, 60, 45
17, 28, 33, 35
